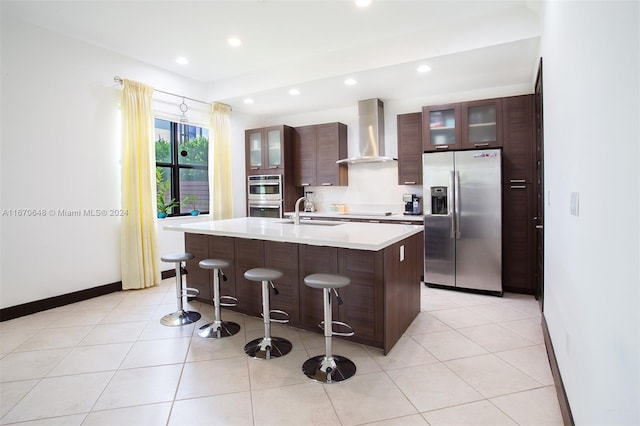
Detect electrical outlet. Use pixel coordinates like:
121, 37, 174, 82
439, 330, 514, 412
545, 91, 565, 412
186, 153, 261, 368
400, 245, 405, 262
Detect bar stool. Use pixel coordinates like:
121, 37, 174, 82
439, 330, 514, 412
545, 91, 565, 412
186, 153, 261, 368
160, 253, 201, 326
243, 268, 292, 359
302, 273, 356, 383
197, 259, 241, 338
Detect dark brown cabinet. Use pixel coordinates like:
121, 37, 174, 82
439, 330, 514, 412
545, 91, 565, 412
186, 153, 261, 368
293, 122, 348, 187
184, 233, 211, 301
264, 241, 300, 324
233, 238, 265, 316
245, 125, 294, 175
503, 183, 535, 294
461, 98, 502, 148
502, 95, 535, 184
501, 94, 536, 294
422, 103, 461, 152
292, 125, 316, 187
423, 98, 503, 152
397, 112, 423, 185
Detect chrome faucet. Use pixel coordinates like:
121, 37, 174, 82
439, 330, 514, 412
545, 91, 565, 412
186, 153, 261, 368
293, 196, 308, 225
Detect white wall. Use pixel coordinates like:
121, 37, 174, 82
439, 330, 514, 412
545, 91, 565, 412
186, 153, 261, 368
0, 17, 222, 308
540, 1, 639, 424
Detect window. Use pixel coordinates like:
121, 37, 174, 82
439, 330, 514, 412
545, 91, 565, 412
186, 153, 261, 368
155, 118, 209, 216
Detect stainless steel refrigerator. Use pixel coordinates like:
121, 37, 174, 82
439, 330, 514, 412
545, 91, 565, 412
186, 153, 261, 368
422, 149, 502, 294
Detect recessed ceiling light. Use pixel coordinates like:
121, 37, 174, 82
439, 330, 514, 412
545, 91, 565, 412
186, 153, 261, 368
175, 56, 189, 65
417, 64, 431, 73
355, 0, 372, 7
344, 78, 357, 86
228, 37, 242, 47
243, 98, 254, 104
288, 88, 301, 96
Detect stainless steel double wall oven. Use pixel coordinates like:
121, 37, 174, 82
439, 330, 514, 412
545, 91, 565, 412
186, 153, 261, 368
247, 174, 283, 218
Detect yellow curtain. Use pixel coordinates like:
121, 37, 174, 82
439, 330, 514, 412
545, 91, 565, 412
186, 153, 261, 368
120, 79, 161, 290
209, 103, 233, 219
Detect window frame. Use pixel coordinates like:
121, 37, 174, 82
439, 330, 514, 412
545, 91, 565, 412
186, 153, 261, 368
155, 118, 210, 217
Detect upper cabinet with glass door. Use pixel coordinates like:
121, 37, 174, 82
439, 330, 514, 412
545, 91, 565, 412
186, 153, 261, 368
422, 104, 461, 152
423, 98, 503, 152
461, 98, 502, 148
245, 125, 291, 175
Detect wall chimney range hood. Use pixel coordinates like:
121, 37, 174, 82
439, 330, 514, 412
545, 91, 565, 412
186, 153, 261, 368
336, 98, 396, 164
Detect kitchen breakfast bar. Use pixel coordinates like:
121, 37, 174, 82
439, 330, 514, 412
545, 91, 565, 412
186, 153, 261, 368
165, 217, 423, 354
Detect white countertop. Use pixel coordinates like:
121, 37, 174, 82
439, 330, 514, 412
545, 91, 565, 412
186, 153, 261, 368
283, 211, 424, 222
164, 217, 423, 251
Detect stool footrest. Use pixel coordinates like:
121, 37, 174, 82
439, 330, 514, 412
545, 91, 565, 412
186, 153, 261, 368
219, 295, 238, 307
262, 309, 289, 324
319, 320, 355, 337
183, 287, 200, 297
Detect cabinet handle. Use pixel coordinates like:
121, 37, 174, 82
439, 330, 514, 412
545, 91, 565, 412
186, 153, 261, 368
268, 165, 279, 169
369, 220, 381, 223
510, 179, 526, 183
404, 181, 416, 185
510, 185, 526, 189
300, 183, 310, 186
321, 183, 333, 186
250, 167, 259, 170
536, 225, 544, 229
474, 143, 489, 147
435, 146, 449, 150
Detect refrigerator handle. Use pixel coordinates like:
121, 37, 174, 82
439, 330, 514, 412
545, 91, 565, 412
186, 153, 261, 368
454, 170, 461, 239
449, 171, 455, 239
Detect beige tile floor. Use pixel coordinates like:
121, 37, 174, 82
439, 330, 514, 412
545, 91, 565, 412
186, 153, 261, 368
0, 278, 563, 425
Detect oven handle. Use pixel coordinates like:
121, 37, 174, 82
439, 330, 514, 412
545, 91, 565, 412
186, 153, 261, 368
248, 182, 281, 186
248, 204, 282, 209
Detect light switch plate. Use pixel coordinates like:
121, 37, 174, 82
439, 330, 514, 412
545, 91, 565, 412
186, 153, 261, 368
570, 192, 579, 216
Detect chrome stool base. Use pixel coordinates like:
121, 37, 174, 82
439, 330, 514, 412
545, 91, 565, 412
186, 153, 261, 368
160, 310, 201, 326
302, 354, 356, 383
198, 320, 241, 338
244, 336, 292, 359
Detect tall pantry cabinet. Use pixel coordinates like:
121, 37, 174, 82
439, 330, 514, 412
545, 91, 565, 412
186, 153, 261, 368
501, 94, 536, 294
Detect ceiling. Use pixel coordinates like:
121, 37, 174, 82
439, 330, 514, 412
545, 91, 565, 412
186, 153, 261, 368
2, 0, 542, 116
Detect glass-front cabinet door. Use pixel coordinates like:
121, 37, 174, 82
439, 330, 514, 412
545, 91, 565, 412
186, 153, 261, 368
266, 127, 283, 169
461, 99, 502, 148
422, 104, 461, 152
247, 130, 263, 171
245, 126, 285, 174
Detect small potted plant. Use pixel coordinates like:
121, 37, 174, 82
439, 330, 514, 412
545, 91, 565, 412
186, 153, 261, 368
156, 169, 180, 218
157, 196, 180, 218
182, 194, 200, 216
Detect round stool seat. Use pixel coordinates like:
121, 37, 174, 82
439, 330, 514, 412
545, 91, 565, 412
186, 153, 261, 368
244, 268, 283, 282
161, 252, 194, 263
199, 258, 231, 269
304, 273, 350, 289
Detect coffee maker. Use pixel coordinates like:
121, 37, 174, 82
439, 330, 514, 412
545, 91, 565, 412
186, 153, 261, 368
403, 193, 422, 215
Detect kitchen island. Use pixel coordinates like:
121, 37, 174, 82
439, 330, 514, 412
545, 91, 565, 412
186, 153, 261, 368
165, 217, 423, 354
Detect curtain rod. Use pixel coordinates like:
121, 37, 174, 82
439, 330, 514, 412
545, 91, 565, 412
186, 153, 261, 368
114, 76, 220, 108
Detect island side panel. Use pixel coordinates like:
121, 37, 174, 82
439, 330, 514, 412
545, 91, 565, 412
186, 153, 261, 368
184, 233, 211, 303
298, 245, 339, 330
208, 235, 237, 305
264, 241, 300, 324
234, 238, 265, 317
337, 248, 384, 348
383, 232, 423, 354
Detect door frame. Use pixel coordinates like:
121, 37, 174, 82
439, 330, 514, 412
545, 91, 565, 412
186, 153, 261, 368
534, 58, 545, 310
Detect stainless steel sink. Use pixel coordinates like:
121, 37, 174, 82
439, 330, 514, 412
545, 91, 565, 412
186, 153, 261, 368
278, 219, 344, 227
